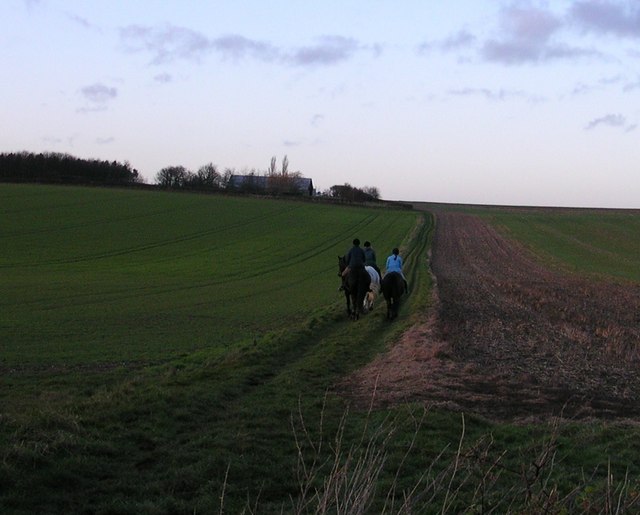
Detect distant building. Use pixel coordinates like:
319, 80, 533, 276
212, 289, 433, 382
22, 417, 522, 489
292, 177, 314, 196
228, 175, 314, 196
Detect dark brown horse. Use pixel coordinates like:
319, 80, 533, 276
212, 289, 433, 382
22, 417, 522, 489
381, 272, 404, 319
338, 256, 371, 320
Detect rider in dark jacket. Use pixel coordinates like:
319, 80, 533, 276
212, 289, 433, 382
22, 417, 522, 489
343, 238, 365, 276
363, 241, 381, 277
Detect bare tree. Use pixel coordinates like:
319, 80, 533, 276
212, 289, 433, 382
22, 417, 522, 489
155, 166, 187, 188
268, 156, 278, 176
195, 163, 221, 189
363, 186, 381, 199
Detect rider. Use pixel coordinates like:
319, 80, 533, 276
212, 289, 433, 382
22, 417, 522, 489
342, 238, 366, 277
385, 247, 408, 293
363, 241, 381, 278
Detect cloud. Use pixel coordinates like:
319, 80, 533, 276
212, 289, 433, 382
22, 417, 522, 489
120, 25, 366, 67
76, 106, 108, 114
287, 36, 360, 66
211, 34, 278, 61
447, 87, 543, 103
80, 83, 117, 103
623, 77, 640, 91
482, 5, 597, 64
96, 137, 115, 144
449, 87, 511, 101
65, 12, 99, 31
154, 73, 173, 84
585, 113, 627, 130
120, 25, 214, 64
418, 29, 477, 54
311, 114, 324, 127
570, 1, 640, 38
42, 136, 63, 144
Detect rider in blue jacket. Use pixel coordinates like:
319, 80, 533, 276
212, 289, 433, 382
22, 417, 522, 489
385, 247, 408, 292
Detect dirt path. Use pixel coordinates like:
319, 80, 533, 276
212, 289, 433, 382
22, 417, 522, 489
340, 211, 640, 422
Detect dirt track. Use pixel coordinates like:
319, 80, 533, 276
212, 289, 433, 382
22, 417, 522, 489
341, 211, 640, 422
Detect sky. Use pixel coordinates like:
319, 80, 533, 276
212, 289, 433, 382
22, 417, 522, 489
2, 0, 639, 208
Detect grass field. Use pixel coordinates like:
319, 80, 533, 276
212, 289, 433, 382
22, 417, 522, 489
1, 183, 417, 366
1, 183, 432, 512
416, 202, 640, 283
2, 185, 640, 513
484, 210, 640, 283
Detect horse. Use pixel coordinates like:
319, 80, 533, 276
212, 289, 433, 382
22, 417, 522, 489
381, 271, 404, 320
363, 265, 381, 313
338, 256, 371, 320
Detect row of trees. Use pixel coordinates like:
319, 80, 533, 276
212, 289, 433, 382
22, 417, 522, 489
155, 156, 304, 193
329, 183, 380, 202
155, 156, 380, 201
0, 152, 141, 185
1, 151, 382, 202
155, 163, 231, 190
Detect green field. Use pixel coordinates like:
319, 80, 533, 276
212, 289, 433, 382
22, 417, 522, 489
1, 183, 417, 365
484, 210, 640, 283
1, 184, 433, 512
416, 202, 640, 283
2, 185, 640, 513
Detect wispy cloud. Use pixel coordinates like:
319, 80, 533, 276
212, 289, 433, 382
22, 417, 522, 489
120, 25, 214, 64
287, 36, 359, 66
449, 87, 512, 101
211, 34, 278, 62
80, 83, 117, 103
570, 1, 640, 38
42, 136, 63, 144
120, 25, 370, 68
571, 75, 626, 96
623, 77, 640, 91
481, 5, 597, 64
96, 137, 115, 144
418, 29, 477, 54
585, 113, 627, 130
65, 12, 100, 31
153, 73, 173, 84
311, 114, 324, 127
77, 83, 117, 113
447, 87, 544, 103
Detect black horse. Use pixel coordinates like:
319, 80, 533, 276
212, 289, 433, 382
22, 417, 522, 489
381, 272, 404, 320
338, 256, 371, 320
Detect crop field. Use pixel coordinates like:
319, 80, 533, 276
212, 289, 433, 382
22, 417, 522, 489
3, 186, 640, 513
1, 183, 417, 366
1, 183, 434, 513
415, 202, 640, 282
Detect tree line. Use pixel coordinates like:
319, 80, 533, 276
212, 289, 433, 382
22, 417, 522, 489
1, 151, 381, 202
0, 151, 140, 185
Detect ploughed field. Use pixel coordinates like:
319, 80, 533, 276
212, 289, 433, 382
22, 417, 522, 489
343, 210, 640, 421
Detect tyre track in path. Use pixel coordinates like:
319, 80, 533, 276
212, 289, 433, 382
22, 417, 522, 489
341, 211, 640, 422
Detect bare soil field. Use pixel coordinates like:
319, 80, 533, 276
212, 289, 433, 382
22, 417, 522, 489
341, 211, 640, 422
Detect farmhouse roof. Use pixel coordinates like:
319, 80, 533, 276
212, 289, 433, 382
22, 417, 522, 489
229, 174, 314, 195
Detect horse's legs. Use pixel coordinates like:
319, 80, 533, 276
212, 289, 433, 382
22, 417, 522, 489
352, 292, 359, 320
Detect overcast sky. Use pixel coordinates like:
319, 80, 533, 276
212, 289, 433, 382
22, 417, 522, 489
2, 0, 639, 207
